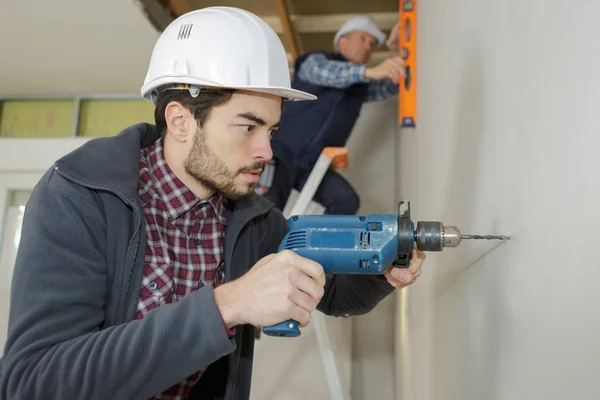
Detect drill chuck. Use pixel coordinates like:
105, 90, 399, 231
415, 222, 462, 251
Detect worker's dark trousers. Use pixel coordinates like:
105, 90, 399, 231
259, 156, 360, 215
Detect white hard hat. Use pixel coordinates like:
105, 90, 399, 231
333, 15, 386, 52
141, 7, 316, 102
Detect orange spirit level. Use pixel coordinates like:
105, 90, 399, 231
399, 0, 416, 127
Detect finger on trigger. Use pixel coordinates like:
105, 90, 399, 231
292, 254, 326, 287
293, 272, 325, 303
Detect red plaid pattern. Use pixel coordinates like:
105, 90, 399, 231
135, 138, 228, 400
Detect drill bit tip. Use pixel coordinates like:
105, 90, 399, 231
461, 234, 511, 240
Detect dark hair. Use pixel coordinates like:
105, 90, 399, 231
154, 88, 235, 137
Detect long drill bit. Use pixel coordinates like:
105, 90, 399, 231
461, 234, 511, 240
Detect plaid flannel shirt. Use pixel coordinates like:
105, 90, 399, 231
135, 138, 229, 400
297, 53, 399, 101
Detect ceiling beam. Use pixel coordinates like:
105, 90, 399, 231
263, 12, 398, 34
136, 1, 397, 69
136, 2, 398, 38
275, 0, 302, 62
134, 0, 175, 31
164, 0, 193, 17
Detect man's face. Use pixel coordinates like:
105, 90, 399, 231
338, 31, 378, 64
183, 90, 281, 201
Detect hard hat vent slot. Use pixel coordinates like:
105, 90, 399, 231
177, 24, 193, 40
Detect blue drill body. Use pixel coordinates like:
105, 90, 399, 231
278, 213, 411, 274
263, 203, 416, 337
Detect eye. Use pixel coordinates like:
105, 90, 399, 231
268, 128, 278, 139
240, 125, 254, 134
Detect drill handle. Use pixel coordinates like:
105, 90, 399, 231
263, 319, 300, 337
262, 320, 301, 337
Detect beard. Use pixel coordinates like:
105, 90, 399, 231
183, 128, 265, 201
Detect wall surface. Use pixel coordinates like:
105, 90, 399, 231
395, 1, 600, 399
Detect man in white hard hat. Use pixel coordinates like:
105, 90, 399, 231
0, 7, 425, 400
259, 15, 405, 216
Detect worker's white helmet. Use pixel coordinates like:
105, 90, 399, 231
141, 7, 316, 102
333, 15, 386, 51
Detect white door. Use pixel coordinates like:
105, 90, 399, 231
0, 172, 43, 355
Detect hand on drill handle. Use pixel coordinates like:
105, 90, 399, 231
215, 248, 425, 330
214, 250, 326, 330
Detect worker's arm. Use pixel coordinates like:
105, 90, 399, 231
363, 56, 405, 102
365, 79, 399, 102
299, 53, 402, 101
318, 249, 424, 317
297, 53, 370, 89
0, 170, 235, 400
318, 273, 395, 317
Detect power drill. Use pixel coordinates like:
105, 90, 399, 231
263, 201, 510, 337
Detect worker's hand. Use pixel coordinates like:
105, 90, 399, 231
214, 250, 326, 329
386, 20, 401, 51
383, 247, 425, 288
364, 56, 406, 84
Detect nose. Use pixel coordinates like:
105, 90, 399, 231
252, 133, 273, 163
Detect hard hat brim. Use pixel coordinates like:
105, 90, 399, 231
236, 86, 317, 101
142, 77, 317, 102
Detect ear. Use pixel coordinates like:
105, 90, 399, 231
165, 101, 191, 143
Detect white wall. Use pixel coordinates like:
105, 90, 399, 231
396, 1, 600, 399
0, 138, 91, 172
